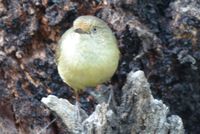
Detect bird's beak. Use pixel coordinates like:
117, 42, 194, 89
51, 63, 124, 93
74, 21, 91, 34
75, 28, 88, 34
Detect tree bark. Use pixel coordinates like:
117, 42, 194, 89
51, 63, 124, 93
42, 70, 185, 134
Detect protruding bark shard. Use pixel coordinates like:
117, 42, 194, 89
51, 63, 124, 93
41, 70, 184, 134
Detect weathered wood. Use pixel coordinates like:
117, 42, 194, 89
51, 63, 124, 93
42, 70, 184, 134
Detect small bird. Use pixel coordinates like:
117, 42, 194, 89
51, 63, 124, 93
56, 15, 120, 99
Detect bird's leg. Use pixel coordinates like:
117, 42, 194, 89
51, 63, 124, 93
73, 91, 83, 133
75, 92, 81, 122
107, 86, 114, 105
87, 85, 115, 105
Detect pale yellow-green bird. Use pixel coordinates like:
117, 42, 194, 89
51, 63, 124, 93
56, 15, 120, 98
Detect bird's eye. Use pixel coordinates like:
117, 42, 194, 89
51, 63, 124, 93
92, 27, 97, 33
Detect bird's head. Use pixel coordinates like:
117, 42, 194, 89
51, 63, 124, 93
73, 15, 110, 34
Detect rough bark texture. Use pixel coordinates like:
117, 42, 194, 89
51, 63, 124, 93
1, 0, 200, 133
42, 71, 184, 134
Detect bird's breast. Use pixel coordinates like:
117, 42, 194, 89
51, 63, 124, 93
58, 31, 119, 90
61, 32, 107, 63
